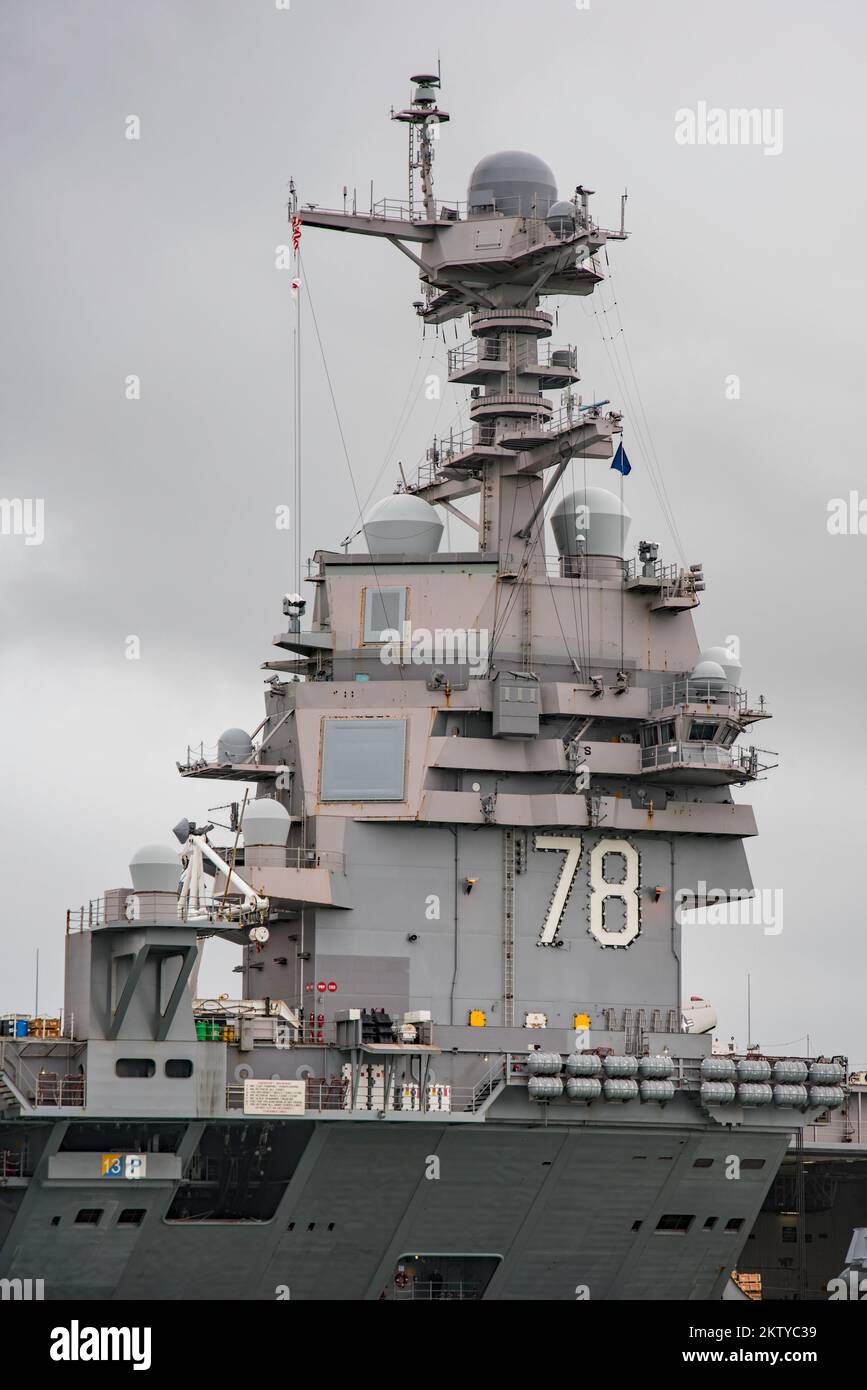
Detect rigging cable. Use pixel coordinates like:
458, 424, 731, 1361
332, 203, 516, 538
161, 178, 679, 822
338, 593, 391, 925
299, 250, 404, 680
583, 288, 687, 568
604, 257, 689, 563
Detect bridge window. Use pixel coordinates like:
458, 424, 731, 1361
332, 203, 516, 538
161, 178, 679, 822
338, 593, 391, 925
655, 1214, 694, 1234
115, 1058, 155, 1079
165, 1059, 193, 1079
74, 1209, 103, 1225
363, 586, 406, 643
689, 720, 719, 741
320, 718, 407, 801
117, 1209, 146, 1226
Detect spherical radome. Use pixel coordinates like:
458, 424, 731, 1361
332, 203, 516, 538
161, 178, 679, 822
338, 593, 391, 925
691, 659, 728, 682
700, 645, 743, 686
129, 844, 180, 893
468, 150, 557, 218
362, 493, 443, 557
546, 199, 576, 235
551, 486, 632, 558
218, 728, 254, 764
243, 798, 292, 847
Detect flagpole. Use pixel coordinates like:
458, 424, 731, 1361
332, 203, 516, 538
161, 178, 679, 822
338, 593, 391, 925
619, 437, 625, 668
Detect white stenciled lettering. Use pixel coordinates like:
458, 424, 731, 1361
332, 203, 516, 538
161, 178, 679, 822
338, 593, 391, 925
535, 835, 583, 945
588, 839, 640, 947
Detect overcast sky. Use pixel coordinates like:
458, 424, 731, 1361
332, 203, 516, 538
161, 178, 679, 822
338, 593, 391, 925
1, 0, 865, 1061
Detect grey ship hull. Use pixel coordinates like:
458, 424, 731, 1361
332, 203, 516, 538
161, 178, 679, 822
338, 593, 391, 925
0, 1107, 789, 1301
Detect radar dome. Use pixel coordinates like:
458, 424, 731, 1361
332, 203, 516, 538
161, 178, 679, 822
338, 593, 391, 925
218, 728, 254, 765
129, 844, 180, 894
468, 151, 557, 218
690, 659, 728, 694
546, 199, 576, 236
243, 798, 291, 848
362, 494, 443, 557
700, 645, 743, 687
551, 486, 632, 558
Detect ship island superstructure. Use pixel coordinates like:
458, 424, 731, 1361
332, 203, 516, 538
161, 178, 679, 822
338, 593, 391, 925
0, 74, 850, 1302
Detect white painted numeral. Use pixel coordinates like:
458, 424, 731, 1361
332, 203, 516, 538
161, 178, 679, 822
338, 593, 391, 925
535, 835, 583, 945
588, 838, 640, 947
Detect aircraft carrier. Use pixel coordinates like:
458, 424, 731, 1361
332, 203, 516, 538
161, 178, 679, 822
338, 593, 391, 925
0, 73, 852, 1302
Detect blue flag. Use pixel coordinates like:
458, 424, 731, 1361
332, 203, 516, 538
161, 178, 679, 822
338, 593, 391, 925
611, 443, 632, 476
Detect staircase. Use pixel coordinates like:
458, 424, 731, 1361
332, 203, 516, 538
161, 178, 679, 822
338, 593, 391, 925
0, 1072, 23, 1115
465, 1059, 508, 1114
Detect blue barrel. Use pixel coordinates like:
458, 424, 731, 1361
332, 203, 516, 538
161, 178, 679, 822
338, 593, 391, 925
14, 1019, 27, 1038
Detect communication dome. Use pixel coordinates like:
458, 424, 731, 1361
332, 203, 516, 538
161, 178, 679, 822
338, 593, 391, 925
700, 645, 743, 687
690, 659, 727, 682
243, 798, 291, 847
362, 493, 443, 557
546, 199, 576, 236
551, 486, 632, 558
218, 728, 254, 765
468, 150, 557, 218
129, 844, 180, 893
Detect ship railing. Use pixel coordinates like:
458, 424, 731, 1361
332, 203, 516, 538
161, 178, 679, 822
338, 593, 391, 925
648, 678, 739, 712
287, 848, 345, 873
225, 1078, 345, 1113
624, 557, 701, 595
426, 403, 619, 464
543, 400, 614, 436
177, 741, 214, 771
447, 340, 577, 374
177, 741, 286, 773
647, 679, 768, 718
211, 847, 346, 874
225, 1071, 503, 1116
66, 898, 107, 933
0, 1042, 86, 1110
537, 343, 578, 371
366, 196, 574, 224
304, 198, 462, 224
640, 742, 764, 777
295, 1025, 339, 1046
0, 1147, 27, 1178
624, 556, 682, 585
382, 1280, 481, 1301
370, 197, 467, 223
802, 1107, 856, 1144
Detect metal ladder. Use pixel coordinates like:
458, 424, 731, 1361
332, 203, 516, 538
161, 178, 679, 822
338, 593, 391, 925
503, 830, 516, 1027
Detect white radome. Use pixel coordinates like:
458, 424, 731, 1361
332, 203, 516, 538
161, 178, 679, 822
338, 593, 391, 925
243, 798, 291, 848
362, 493, 443, 557
551, 486, 632, 558
129, 844, 180, 894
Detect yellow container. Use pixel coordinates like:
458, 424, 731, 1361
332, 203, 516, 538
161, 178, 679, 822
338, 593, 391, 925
469, 1009, 487, 1028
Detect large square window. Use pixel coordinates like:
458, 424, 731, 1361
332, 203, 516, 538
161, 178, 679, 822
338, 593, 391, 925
320, 718, 407, 801
363, 587, 406, 644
